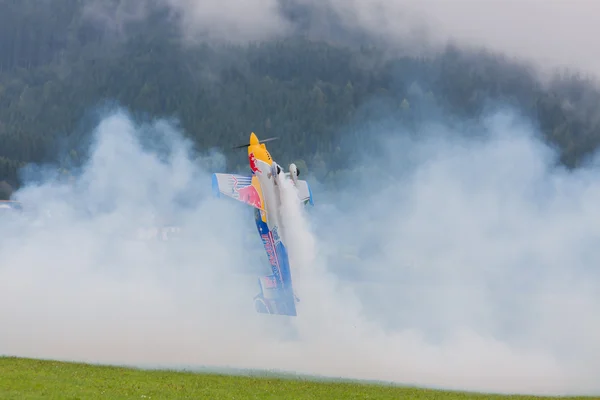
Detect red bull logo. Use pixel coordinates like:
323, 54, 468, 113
249, 153, 261, 173
237, 184, 262, 209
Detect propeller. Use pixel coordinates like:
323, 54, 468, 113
232, 137, 279, 149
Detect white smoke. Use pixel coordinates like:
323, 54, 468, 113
293, 109, 600, 395
1, 106, 598, 396
277, 171, 316, 275
0, 109, 273, 365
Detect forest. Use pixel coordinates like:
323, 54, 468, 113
1, 0, 600, 199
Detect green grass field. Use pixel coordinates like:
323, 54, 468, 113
0, 356, 593, 399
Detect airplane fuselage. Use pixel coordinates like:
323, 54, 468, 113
211, 132, 312, 317
250, 158, 297, 316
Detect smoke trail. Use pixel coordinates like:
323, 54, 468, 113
277, 170, 316, 274
273, 108, 600, 396
277, 171, 367, 348
291, 109, 600, 395
1, 106, 598, 396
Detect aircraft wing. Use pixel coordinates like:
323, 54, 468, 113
294, 179, 314, 206
281, 172, 314, 206
212, 173, 264, 210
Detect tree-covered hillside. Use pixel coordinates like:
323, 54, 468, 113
1, 0, 600, 198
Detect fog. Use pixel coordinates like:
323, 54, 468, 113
84, 0, 600, 77
319, 0, 600, 77
392, 0, 600, 77
0, 106, 598, 396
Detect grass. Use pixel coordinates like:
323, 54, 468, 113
0, 356, 593, 399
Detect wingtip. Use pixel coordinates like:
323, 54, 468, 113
211, 174, 221, 198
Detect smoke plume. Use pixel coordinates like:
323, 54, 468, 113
1, 105, 598, 396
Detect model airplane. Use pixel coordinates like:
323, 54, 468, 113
211, 132, 313, 316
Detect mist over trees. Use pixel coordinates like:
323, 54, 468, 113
1, 0, 600, 197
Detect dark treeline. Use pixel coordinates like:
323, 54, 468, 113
1, 0, 600, 198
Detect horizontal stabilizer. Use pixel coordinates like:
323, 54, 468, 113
258, 274, 280, 299
212, 173, 263, 210
253, 274, 297, 316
